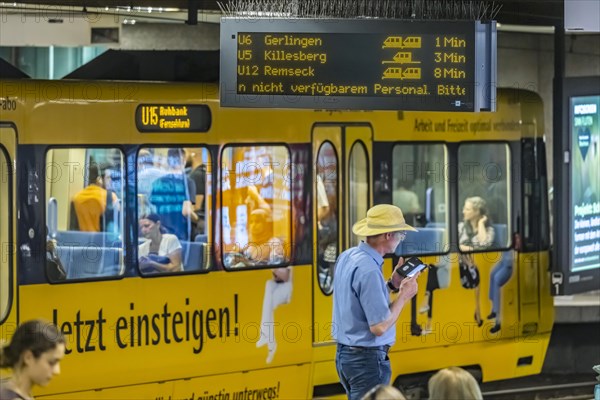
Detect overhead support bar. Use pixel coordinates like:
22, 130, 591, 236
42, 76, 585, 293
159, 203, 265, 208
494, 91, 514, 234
186, 0, 199, 25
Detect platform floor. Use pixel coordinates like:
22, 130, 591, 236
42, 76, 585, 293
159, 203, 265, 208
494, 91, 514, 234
553, 291, 600, 323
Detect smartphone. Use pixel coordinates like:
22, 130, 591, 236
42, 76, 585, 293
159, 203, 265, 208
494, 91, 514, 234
395, 256, 427, 278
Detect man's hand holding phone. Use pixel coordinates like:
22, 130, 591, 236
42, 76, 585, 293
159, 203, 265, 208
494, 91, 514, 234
391, 256, 426, 300
397, 257, 427, 278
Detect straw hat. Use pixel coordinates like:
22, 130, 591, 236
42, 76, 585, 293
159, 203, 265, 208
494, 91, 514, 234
352, 204, 417, 236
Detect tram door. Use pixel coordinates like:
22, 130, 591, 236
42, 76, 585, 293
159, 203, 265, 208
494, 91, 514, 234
0, 126, 17, 332
311, 125, 372, 384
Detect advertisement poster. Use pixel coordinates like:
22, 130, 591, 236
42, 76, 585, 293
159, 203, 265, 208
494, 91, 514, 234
570, 95, 600, 272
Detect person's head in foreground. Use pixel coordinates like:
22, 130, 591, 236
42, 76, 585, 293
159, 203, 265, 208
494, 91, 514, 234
428, 367, 483, 400
0, 320, 66, 397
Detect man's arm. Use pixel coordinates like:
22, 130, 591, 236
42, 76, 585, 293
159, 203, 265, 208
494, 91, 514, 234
370, 275, 418, 336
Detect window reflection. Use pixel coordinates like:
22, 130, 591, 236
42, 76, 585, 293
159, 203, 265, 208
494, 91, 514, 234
221, 146, 291, 268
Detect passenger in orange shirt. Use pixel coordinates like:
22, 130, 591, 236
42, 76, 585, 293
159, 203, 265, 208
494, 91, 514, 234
70, 162, 119, 232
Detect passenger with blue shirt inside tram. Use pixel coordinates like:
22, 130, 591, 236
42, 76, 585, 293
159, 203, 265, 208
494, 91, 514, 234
149, 148, 196, 241
333, 204, 420, 400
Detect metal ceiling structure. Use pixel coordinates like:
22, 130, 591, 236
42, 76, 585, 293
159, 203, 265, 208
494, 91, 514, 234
7, 0, 564, 27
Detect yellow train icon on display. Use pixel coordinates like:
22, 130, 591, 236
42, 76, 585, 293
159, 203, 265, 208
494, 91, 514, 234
382, 36, 422, 49
382, 51, 421, 64
381, 67, 421, 80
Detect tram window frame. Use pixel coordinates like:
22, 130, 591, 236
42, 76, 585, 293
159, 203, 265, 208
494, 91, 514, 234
220, 144, 292, 271
0, 144, 12, 321
457, 142, 511, 252
521, 138, 550, 251
45, 147, 126, 282
136, 146, 211, 275
391, 142, 449, 256
316, 141, 339, 296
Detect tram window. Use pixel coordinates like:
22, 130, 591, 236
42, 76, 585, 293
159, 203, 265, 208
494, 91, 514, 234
392, 144, 449, 255
316, 142, 339, 295
458, 143, 510, 250
45, 148, 125, 280
221, 145, 291, 269
349, 141, 368, 248
136, 147, 210, 274
1, 147, 10, 319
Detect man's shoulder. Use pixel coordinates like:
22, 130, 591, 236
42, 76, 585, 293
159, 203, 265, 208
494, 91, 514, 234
73, 184, 105, 201
338, 246, 359, 260
341, 244, 366, 255
339, 245, 377, 267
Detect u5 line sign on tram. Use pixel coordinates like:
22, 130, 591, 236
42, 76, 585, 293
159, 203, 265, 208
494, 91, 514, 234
220, 18, 497, 112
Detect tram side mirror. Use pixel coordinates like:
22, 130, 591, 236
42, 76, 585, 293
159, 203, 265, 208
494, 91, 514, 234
47, 197, 58, 238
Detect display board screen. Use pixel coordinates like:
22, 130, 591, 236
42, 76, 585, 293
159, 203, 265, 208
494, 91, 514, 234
570, 95, 600, 273
552, 77, 600, 295
220, 19, 496, 111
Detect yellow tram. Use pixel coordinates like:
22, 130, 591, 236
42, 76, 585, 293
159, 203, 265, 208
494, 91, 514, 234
0, 79, 553, 398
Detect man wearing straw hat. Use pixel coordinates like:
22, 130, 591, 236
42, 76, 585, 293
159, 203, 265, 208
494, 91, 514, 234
332, 204, 419, 399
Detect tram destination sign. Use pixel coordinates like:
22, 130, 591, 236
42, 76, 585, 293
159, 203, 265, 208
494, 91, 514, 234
135, 104, 211, 132
220, 18, 496, 111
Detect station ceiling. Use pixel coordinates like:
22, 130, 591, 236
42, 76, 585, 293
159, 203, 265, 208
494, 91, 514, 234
11, 0, 564, 26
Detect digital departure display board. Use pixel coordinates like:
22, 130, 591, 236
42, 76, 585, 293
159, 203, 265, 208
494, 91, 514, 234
135, 104, 211, 132
220, 19, 496, 111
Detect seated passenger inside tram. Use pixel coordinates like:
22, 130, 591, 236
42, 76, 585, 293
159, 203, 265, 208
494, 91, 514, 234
70, 162, 120, 232
138, 213, 183, 273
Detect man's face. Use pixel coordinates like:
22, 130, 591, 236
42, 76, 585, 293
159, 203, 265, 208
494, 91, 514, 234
387, 230, 406, 253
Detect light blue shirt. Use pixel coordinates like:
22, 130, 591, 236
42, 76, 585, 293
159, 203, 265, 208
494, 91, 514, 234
332, 241, 395, 347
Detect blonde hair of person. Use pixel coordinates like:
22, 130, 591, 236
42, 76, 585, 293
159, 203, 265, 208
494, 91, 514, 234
465, 196, 488, 217
361, 384, 406, 400
428, 367, 483, 400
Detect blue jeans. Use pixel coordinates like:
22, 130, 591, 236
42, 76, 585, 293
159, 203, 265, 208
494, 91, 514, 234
335, 344, 391, 400
489, 254, 513, 317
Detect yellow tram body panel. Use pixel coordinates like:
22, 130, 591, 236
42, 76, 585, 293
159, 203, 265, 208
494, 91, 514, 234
3, 81, 539, 145
19, 266, 314, 397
